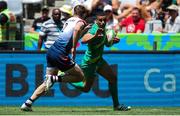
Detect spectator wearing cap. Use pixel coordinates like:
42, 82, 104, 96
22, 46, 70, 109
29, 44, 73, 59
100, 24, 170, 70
157, 4, 180, 33
60, 4, 72, 24
30, 6, 50, 33
103, 4, 118, 31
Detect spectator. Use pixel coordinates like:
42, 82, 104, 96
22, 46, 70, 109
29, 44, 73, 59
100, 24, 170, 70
103, 4, 118, 31
177, 0, 180, 14
71, 0, 111, 24
143, 0, 163, 11
71, 0, 85, 7
157, 4, 180, 33
136, 0, 164, 21
60, 4, 73, 24
0, 1, 16, 50
112, 0, 164, 22
38, 8, 63, 50
30, 6, 50, 33
116, 7, 145, 33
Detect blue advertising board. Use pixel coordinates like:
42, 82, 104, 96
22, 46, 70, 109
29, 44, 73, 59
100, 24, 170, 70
0, 52, 179, 106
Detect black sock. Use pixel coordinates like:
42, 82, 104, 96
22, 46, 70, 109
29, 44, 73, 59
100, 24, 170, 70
57, 75, 62, 82
29, 98, 34, 102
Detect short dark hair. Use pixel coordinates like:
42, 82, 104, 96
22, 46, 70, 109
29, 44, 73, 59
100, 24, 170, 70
42, 6, 49, 12
132, 7, 141, 13
96, 9, 106, 16
131, 7, 141, 16
74, 5, 87, 16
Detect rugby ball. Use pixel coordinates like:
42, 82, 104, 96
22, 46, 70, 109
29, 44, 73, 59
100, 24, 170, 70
106, 29, 116, 46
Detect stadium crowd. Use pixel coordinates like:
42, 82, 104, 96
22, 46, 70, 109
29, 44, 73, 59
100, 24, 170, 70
68, 0, 180, 33
22, 0, 180, 51
0, 0, 180, 50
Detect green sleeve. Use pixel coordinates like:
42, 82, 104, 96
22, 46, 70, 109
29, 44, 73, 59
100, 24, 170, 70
88, 24, 98, 35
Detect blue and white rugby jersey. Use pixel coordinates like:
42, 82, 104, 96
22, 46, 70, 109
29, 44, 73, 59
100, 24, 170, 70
48, 17, 85, 56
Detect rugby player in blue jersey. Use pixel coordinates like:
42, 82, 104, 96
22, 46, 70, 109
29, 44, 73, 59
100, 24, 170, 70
21, 5, 90, 111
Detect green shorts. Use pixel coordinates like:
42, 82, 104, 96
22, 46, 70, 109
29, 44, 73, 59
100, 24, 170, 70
81, 58, 107, 78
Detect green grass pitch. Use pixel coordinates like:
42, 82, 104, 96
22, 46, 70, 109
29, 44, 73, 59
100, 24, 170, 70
0, 106, 180, 115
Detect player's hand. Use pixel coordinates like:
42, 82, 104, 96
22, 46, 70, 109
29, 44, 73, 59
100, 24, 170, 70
95, 28, 104, 38
85, 24, 92, 30
83, 24, 92, 33
113, 37, 120, 44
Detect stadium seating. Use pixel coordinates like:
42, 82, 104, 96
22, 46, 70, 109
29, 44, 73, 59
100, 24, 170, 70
22, 0, 43, 4
22, 0, 43, 19
7, 0, 23, 16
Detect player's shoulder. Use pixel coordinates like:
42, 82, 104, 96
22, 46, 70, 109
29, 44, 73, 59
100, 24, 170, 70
88, 23, 98, 34
90, 23, 99, 30
66, 17, 80, 22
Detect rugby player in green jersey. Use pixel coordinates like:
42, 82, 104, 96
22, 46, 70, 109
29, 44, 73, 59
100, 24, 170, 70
71, 10, 131, 111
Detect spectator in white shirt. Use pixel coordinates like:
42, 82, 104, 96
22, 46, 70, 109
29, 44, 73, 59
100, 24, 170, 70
103, 4, 118, 31
157, 4, 180, 33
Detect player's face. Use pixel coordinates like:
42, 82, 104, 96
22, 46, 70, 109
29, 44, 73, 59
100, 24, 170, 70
96, 15, 106, 28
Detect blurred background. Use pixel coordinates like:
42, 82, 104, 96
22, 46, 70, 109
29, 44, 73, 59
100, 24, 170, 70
0, 0, 179, 51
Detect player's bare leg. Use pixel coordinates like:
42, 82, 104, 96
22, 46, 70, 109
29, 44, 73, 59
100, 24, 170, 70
97, 61, 131, 111
20, 68, 58, 111
21, 64, 84, 111
61, 64, 84, 83
45, 64, 85, 91
70, 76, 95, 93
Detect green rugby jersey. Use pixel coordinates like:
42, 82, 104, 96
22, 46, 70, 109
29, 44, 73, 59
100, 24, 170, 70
82, 23, 107, 64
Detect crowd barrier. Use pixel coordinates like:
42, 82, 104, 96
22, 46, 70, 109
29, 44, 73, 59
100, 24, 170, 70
24, 33, 180, 51
0, 51, 179, 106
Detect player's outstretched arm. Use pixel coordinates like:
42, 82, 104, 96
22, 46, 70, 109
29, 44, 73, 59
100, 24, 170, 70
72, 21, 86, 60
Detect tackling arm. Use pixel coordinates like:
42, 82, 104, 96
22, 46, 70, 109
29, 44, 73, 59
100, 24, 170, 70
72, 21, 86, 60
